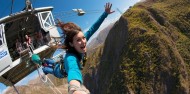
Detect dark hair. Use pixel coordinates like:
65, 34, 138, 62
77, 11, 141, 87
57, 21, 82, 49
64, 29, 81, 48
64, 29, 83, 63
57, 21, 83, 61
57, 22, 81, 34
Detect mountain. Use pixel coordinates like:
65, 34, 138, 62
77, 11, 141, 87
83, 0, 190, 94
4, 75, 68, 94
87, 22, 115, 54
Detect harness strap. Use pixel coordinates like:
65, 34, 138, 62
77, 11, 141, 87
59, 63, 64, 74
52, 61, 67, 77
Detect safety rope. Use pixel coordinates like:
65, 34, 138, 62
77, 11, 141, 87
46, 76, 62, 94
36, 66, 47, 83
36, 65, 62, 94
12, 84, 20, 94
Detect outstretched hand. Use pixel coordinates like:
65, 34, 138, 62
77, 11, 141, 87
105, 2, 115, 14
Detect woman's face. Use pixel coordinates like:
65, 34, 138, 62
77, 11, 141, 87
70, 32, 87, 53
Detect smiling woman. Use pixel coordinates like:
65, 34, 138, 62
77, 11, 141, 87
55, 3, 115, 94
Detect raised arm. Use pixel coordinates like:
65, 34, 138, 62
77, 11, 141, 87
84, 3, 115, 41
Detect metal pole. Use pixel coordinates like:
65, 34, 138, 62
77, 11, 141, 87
10, 0, 14, 15
12, 84, 20, 94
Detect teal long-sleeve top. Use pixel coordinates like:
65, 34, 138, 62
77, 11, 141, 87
64, 12, 108, 84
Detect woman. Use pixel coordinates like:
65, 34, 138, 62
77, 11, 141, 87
24, 34, 35, 54
42, 58, 66, 78
15, 39, 23, 53
60, 3, 114, 94
25, 34, 32, 47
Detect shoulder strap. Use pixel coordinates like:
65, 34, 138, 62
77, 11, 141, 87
58, 56, 67, 76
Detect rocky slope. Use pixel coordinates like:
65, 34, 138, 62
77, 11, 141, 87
87, 22, 115, 54
4, 75, 68, 94
83, 0, 190, 94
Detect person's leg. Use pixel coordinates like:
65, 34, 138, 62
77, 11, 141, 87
44, 59, 55, 65
42, 67, 54, 75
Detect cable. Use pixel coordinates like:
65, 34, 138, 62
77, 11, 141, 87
12, 84, 20, 94
46, 76, 62, 94
54, 11, 103, 21
53, 9, 103, 17
3, 9, 104, 32
10, 0, 14, 15
36, 65, 62, 94
36, 65, 48, 83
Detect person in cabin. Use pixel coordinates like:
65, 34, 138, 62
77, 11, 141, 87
24, 34, 32, 47
41, 28, 50, 44
35, 31, 44, 47
42, 58, 66, 78
25, 0, 33, 11
24, 34, 34, 53
15, 39, 23, 53
41, 2, 114, 94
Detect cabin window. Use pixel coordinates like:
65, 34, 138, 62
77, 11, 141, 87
38, 11, 55, 30
0, 24, 5, 46
4, 14, 51, 61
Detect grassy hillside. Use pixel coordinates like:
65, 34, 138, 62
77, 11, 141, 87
83, 0, 190, 94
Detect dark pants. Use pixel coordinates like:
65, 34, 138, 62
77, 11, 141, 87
42, 59, 55, 75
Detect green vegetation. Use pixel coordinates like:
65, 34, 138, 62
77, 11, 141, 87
84, 0, 190, 94
120, 0, 190, 93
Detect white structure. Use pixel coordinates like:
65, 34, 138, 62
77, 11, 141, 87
0, 6, 61, 86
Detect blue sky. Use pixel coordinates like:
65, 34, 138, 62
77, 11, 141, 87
0, 0, 140, 93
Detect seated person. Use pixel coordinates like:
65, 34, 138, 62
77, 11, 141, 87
24, 34, 34, 53
15, 39, 23, 53
24, 35, 32, 47
34, 31, 44, 47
